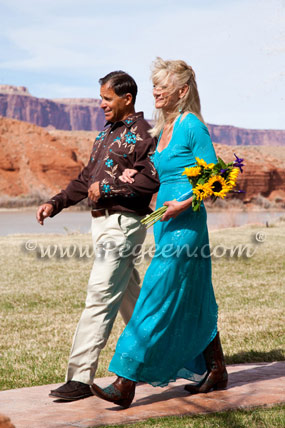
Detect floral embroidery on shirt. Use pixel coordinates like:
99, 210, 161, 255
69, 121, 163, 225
149, 150, 157, 176
102, 125, 144, 186
105, 159, 114, 167
47, 111, 159, 214
125, 131, 136, 144
87, 113, 159, 201
102, 183, 111, 193
105, 164, 118, 179
96, 130, 107, 142
91, 130, 107, 162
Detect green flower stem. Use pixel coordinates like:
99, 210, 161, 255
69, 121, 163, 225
141, 206, 167, 227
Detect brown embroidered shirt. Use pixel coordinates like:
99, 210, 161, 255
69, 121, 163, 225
47, 112, 159, 216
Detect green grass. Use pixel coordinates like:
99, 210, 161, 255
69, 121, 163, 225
0, 222, 284, 391
98, 404, 285, 428
0, 220, 284, 426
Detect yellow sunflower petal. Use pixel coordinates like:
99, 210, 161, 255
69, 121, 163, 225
193, 182, 213, 201
182, 166, 201, 177
206, 163, 215, 169
207, 175, 231, 198
195, 157, 208, 168
225, 168, 239, 190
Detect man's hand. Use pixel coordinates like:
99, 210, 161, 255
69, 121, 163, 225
88, 181, 101, 202
119, 168, 138, 183
36, 203, 54, 225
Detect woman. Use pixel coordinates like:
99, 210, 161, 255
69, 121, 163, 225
91, 58, 228, 408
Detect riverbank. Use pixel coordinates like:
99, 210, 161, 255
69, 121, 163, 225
0, 206, 284, 236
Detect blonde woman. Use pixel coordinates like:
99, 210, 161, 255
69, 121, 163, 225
91, 58, 228, 407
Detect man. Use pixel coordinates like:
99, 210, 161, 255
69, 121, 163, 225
36, 71, 159, 401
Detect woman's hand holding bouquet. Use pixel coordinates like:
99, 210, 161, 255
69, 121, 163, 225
141, 154, 244, 228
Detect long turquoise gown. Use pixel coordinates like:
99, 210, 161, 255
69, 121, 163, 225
109, 113, 219, 386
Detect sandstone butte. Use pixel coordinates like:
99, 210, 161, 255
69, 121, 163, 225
1, 85, 285, 146
0, 85, 105, 132
1, 116, 285, 206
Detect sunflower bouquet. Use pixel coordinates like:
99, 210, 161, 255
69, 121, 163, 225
141, 154, 244, 228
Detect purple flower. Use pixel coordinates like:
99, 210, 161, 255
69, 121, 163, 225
233, 153, 245, 173
231, 190, 246, 193
220, 168, 228, 174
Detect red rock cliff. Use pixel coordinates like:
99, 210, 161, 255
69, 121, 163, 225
1, 85, 285, 147
214, 144, 285, 202
0, 117, 284, 206
0, 85, 105, 131
0, 117, 95, 198
208, 123, 285, 146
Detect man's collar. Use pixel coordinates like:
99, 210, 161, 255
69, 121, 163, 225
104, 112, 144, 129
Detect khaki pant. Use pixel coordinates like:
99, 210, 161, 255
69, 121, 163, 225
66, 212, 146, 384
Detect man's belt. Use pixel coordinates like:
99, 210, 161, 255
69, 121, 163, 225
91, 209, 117, 218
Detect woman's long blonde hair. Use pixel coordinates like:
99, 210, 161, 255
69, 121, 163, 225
149, 57, 205, 137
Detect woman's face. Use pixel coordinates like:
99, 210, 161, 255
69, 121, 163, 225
152, 79, 180, 112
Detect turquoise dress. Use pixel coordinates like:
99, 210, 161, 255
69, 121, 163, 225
109, 113, 218, 386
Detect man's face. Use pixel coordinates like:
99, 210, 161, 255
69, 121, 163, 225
100, 84, 131, 123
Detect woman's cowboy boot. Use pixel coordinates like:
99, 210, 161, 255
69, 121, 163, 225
185, 332, 228, 394
91, 376, 136, 408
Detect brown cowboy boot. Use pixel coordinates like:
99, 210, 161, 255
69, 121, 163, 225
91, 376, 136, 408
185, 332, 228, 394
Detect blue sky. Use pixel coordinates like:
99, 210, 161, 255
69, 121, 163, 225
0, 0, 284, 130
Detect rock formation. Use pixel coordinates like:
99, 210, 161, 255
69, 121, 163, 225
0, 85, 105, 131
213, 144, 285, 203
0, 85, 285, 146
208, 123, 285, 146
0, 117, 95, 199
0, 116, 284, 207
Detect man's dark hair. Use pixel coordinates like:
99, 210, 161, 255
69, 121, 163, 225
99, 71, 138, 105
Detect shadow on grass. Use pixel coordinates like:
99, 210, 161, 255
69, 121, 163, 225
226, 349, 285, 364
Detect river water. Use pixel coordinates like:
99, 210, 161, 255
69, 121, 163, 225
0, 209, 284, 236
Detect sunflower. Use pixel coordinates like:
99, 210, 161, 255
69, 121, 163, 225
195, 157, 208, 168
225, 168, 239, 190
205, 163, 215, 169
182, 166, 201, 177
226, 168, 239, 189
192, 182, 213, 201
208, 175, 230, 199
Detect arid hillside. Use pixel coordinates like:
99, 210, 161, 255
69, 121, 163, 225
0, 117, 96, 201
0, 116, 285, 208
